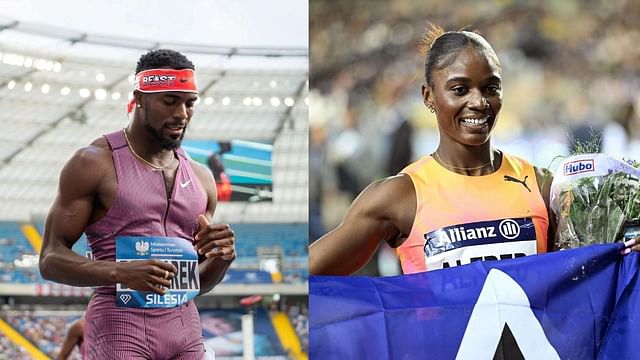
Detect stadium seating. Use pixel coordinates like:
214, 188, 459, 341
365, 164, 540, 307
2, 310, 83, 359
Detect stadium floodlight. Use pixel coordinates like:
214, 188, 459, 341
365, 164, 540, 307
95, 88, 107, 100
53, 62, 62, 72
270, 97, 280, 107
24, 82, 32, 92
204, 97, 213, 105
284, 97, 295, 107
222, 96, 231, 106
41, 84, 50, 94
79, 88, 91, 98
24, 57, 33, 68
111, 92, 121, 100
252, 97, 262, 106
14, 54, 24, 67
7, 80, 15, 90
243, 97, 252, 106
270, 80, 277, 88
35, 59, 47, 70
2, 53, 23, 66
60, 87, 70, 95
96, 73, 105, 82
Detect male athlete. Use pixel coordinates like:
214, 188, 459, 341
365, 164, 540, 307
40, 49, 236, 359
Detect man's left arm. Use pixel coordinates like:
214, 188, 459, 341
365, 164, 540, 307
192, 161, 236, 294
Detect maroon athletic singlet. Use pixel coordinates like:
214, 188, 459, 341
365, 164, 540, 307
84, 129, 208, 360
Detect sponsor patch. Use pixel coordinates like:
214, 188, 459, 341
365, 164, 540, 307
563, 159, 595, 176
424, 218, 537, 269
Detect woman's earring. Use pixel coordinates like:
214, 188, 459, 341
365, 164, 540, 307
427, 104, 435, 113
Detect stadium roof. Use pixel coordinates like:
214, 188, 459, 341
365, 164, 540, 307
0, 0, 308, 69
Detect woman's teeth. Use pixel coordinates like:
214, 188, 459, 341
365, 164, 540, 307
461, 117, 488, 125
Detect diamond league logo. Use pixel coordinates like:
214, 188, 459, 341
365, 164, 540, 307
120, 294, 132, 304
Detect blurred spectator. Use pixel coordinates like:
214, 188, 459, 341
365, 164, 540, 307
309, 122, 327, 242
327, 106, 376, 198
207, 153, 232, 202
602, 101, 638, 159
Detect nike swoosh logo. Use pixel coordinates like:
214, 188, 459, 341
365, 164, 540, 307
180, 179, 191, 188
180, 78, 188, 83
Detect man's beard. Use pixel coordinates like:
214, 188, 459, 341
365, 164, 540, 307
144, 124, 184, 150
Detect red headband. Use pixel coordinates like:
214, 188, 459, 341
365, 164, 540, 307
127, 68, 198, 113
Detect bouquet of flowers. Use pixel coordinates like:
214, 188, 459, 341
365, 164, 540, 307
550, 154, 640, 249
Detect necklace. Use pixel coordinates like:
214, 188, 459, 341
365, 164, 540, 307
123, 129, 174, 170
433, 151, 493, 171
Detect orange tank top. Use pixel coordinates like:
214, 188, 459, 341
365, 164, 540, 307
397, 152, 548, 274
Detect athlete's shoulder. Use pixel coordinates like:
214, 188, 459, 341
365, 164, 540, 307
68, 137, 112, 169
356, 174, 415, 214
500, 151, 531, 166
57, 138, 112, 194
189, 159, 214, 180
400, 154, 435, 175
189, 158, 216, 196
368, 173, 414, 193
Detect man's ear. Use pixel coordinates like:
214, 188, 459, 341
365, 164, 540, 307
134, 91, 143, 108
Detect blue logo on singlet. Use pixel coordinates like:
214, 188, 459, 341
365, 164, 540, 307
424, 218, 536, 257
116, 236, 199, 308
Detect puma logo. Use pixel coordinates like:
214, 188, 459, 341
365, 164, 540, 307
180, 179, 191, 188
504, 175, 531, 192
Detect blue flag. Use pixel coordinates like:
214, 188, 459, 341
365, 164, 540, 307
309, 244, 640, 359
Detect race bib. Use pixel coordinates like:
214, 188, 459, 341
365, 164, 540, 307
424, 218, 537, 270
116, 236, 199, 308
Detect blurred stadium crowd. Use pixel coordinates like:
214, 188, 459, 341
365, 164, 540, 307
3, 310, 83, 359
0, 305, 309, 359
309, 0, 640, 275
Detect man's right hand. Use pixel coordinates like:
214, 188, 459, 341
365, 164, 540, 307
115, 259, 177, 295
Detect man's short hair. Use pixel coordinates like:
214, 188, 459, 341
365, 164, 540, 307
135, 49, 195, 73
